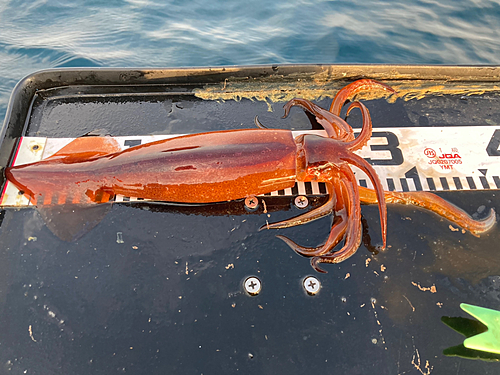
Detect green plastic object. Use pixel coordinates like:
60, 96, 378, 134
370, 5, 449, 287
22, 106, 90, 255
461, 303, 500, 354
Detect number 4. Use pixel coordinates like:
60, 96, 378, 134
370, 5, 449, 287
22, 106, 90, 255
487, 129, 500, 156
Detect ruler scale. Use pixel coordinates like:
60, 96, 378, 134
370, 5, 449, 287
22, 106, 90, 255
2, 126, 500, 207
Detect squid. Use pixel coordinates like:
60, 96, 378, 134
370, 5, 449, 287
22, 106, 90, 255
4, 80, 496, 272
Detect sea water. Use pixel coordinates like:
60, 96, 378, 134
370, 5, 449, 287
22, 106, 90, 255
1, 0, 500, 118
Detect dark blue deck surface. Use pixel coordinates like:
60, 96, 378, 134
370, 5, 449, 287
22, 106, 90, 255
0, 79, 499, 374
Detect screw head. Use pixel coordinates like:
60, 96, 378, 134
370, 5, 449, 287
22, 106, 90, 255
303, 276, 320, 295
244, 196, 258, 210
294, 195, 309, 209
244, 276, 262, 296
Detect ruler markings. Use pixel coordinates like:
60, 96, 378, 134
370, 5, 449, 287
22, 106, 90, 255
466, 177, 477, 190
386, 178, 396, 191
426, 178, 436, 191
3, 126, 500, 207
304, 182, 313, 195
440, 177, 450, 191
297, 182, 306, 195
400, 179, 409, 192
453, 177, 463, 190
494, 176, 500, 188
480, 176, 490, 189
311, 182, 320, 195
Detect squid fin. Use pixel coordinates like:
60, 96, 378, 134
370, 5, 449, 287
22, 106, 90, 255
38, 203, 111, 242
45, 137, 121, 163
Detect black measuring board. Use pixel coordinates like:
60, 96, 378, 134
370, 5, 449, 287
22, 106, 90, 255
0, 66, 499, 374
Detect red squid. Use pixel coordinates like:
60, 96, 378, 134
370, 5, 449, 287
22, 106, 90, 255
5, 80, 495, 272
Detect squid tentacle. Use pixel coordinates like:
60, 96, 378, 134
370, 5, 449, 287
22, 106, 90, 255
311, 166, 362, 273
340, 150, 387, 249
358, 187, 496, 235
282, 98, 355, 141
329, 79, 396, 116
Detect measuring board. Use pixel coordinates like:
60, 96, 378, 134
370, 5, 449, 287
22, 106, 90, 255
2, 126, 500, 207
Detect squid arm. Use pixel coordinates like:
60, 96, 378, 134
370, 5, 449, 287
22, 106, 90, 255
310, 166, 363, 273
260, 182, 336, 230
341, 152, 387, 249
273, 179, 348, 259
282, 98, 355, 141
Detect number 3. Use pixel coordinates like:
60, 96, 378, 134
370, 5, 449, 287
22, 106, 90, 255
362, 131, 404, 166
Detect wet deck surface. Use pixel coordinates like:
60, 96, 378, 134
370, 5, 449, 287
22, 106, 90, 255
1, 75, 500, 374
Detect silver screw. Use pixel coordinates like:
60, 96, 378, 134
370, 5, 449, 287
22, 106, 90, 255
244, 196, 258, 210
303, 276, 320, 295
244, 276, 262, 296
294, 195, 309, 209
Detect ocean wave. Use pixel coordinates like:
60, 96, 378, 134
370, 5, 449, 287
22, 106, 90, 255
1, 0, 499, 117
